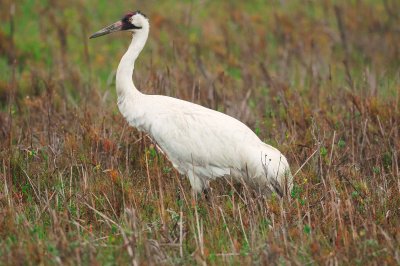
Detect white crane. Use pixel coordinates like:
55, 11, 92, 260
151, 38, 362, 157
90, 11, 293, 197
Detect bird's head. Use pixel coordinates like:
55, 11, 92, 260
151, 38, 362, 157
90, 11, 149, 39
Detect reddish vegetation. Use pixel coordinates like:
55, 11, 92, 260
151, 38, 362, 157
0, 1, 399, 264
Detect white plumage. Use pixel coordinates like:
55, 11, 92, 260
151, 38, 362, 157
91, 11, 293, 196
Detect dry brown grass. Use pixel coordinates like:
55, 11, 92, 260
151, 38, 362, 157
0, 0, 399, 265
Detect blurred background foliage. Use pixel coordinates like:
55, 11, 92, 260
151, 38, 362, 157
1, 0, 399, 110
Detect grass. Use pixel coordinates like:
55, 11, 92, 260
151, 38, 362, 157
1, 0, 400, 265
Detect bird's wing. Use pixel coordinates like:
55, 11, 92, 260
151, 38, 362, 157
143, 96, 261, 177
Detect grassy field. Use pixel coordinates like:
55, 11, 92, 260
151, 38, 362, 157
1, 0, 400, 265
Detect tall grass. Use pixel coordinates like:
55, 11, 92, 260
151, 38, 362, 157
1, 0, 399, 264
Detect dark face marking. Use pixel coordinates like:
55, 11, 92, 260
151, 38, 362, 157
121, 10, 147, 30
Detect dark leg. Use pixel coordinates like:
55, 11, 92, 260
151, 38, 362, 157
202, 187, 211, 201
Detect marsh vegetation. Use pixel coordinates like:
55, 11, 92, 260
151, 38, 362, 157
0, 0, 399, 264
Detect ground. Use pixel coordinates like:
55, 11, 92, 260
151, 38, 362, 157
0, 0, 399, 265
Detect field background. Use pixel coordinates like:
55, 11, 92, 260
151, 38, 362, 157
1, 0, 400, 265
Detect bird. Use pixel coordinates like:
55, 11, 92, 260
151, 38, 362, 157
90, 11, 293, 197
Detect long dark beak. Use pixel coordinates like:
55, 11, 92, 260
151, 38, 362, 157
90, 20, 123, 39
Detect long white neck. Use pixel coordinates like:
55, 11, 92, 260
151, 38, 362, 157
116, 27, 149, 100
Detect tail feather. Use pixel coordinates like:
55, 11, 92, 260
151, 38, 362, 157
259, 145, 293, 197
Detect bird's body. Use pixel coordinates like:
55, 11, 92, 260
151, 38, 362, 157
91, 11, 292, 196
